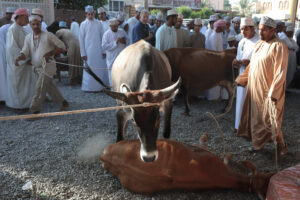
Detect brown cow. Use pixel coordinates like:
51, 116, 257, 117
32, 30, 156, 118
164, 48, 237, 115
100, 139, 273, 198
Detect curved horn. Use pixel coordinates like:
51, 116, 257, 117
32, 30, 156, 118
103, 88, 128, 102
160, 77, 182, 98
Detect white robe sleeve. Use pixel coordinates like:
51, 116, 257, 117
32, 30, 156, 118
155, 28, 162, 50
102, 31, 118, 52
20, 35, 31, 58
79, 22, 87, 57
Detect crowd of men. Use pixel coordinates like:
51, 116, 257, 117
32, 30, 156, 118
0, 5, 298, 155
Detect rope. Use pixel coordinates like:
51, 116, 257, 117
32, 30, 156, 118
0, 102, 161, 121
51, 60, 111, 70
206, 112, 226, 158
263, 97, 279, 172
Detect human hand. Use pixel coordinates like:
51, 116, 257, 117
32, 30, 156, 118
241, 59, 250, 66
232, 59, 240, 66
119, 37, 126, 44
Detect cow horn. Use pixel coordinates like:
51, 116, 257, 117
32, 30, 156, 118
103, 88, 128, 102
160, 77, 182, 99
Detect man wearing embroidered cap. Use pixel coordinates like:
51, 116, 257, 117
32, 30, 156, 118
236, 16, 289, 156
205, 19, 227, 100
56, 21, 82, 85
117, 12, 129, 33
174, 13, 189, 48
25, 8, 48, 33
79, 5, 108, 92
223, 16, 236, 49
102, 18, 128, 85
205, 14, 218, 41
127, 5, 143, 44
0, 7, 15, 27
232, 18, 259, 132
148, 14, 156, 32
98, 7, 110, 34
155, 9, 177, 51
6, 8, 37, 111
232, 16, 241, 34
189, 18, 205, 49
15, 15, 68, 115
155, 13, 164, 30
226, 35, 237, 49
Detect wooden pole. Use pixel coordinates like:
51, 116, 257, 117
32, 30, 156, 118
291, 0, 299, 28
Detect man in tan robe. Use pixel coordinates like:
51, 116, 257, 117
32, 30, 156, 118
56, 21, 82, 84
174, 13, 189, 48
235, 16, 289, 155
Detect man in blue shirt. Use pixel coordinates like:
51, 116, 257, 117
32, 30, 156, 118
132, 9, 154, 45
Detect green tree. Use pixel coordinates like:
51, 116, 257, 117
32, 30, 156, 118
177, 5, 192, 18
191, 11, 201, 19
200, 7, 213, 19
55, 0, 107, 10
150, 9, 161, 16
233, 0, 256, 17
224, 0, 231, 11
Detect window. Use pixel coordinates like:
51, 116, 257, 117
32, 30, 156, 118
263, 2, 267, 9
279, 1, 283, 9
268, 2, 272, 9
284, 1, 289, 9
109, 0, 124, 12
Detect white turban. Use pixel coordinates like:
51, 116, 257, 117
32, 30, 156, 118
156, 13, 163, 21
227, 35, 236, 42
32, 8, 43, 16
149, 14, 155, 20
29, 15, 41, 22
109, 18, 119, 26
167, 9, 178, 17
194, 18, 202, 26
6, 7, 15, 13
240, 18, 254, 27
117, 12, 125, 21
259, 16, 276, 28
232, 16, 241, 22
97, 7, 105, 14
209, 14, 218, 22
224, 16, 231, 22
85, 5, 94, 13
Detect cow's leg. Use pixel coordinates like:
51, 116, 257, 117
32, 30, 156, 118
182, 85, 191, 115
219, 80, 235, 113
162, 99, 173, 138
116, 109, 130, 142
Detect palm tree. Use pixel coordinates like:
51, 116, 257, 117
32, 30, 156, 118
233, 0, 257, 17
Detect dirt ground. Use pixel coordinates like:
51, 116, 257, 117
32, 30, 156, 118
0, 75, 299, 200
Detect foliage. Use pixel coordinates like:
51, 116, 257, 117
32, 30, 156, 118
177, 5, 192, 18
199, 7, 213, 19
233, 0, 256, 17
150, 9, 161, 16
191, 11, 201, 19
55, 0, 107, 10
224, 0, 232, 11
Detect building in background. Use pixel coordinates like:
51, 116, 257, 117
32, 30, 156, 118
253, 0, 300, 20
0, 0, 54, 25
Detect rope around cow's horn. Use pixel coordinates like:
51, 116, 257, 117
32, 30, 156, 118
50, 60, 111, 70
0, 102, 161, 121
206, 112, 226, 158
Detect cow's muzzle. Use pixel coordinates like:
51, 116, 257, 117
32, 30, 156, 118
140, 145, 158, 162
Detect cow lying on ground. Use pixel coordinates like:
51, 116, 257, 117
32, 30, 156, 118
104, 40, 181, 162
164, 48, 237, 115
100, 139, 273, 199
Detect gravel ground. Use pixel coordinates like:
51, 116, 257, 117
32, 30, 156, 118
0, 75, 299, 200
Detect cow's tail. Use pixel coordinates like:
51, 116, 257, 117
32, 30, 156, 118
83, 61, 111, 90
